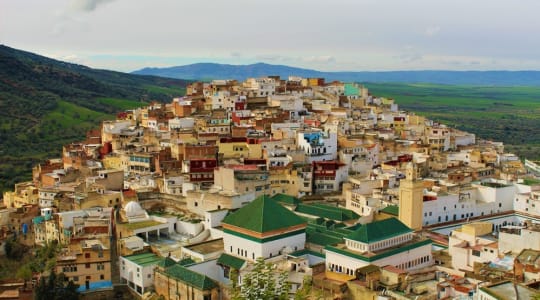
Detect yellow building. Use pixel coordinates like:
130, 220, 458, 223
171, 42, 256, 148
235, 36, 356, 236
398, 163, 424, 231
218, 138, 262, 159
56, 238, 112, 292
3, 182, 39, 208
102, 155, 124, 170
213, 165, 269, 198
77, 190, 123, 210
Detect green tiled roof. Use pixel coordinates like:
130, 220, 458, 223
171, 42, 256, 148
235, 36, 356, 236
380, 205, 399, 216
295, 203, 360, 221
346, 218, 412, 243
164, 264, 217, 290
307, 231, 343, 246
222, 195, 306, 233
123, 252, 162, 267
178, 257, 196, 266
271, 193, 300, 205
217, 253, 246, 270
157, 257, 177, 268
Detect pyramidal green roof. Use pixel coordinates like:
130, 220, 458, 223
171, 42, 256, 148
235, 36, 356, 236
346, 218, 412, 243
222, 195, 306, 233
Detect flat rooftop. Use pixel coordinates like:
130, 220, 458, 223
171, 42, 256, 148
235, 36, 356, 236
481, 281, 537, 300
184, 238, 224, 255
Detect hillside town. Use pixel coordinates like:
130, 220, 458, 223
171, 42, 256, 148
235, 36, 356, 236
2, 76, 540, 300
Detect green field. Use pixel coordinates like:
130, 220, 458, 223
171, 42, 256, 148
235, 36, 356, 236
365, 83, 540, 159
44, 100, 110, 127
143, 85, 186, 97
97, 97, 148, 110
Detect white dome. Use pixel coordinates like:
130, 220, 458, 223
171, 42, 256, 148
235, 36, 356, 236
124, 201, 145, 218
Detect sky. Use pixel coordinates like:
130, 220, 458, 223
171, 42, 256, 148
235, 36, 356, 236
2, 0, 540, 72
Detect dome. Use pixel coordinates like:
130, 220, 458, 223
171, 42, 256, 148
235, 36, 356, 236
124, 201, 145, 218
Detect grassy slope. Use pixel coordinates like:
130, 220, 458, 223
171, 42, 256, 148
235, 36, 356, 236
365, 83, 540, 159
0, 45, 189, 192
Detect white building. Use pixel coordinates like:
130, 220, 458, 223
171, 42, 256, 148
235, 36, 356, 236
499, 222, 540, 254
221, 194, 307, 261
296, 129, 337, 163
120, 252, 163, 295
168, 117, 195, 131
421, 181, 516, 227
325, 218, 432, 276
447, 222, 499, 272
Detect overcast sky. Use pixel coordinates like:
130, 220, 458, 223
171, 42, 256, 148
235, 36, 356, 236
2, 0, 540, 72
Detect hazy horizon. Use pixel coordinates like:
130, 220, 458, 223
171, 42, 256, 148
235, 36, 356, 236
2, 0, 540, 73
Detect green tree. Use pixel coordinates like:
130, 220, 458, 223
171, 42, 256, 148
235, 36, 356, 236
230, 257, 290, 300
16, 264, 33, 288
34, 269, 79, 300
294, 276, 313, 300
4, 238, 28, 260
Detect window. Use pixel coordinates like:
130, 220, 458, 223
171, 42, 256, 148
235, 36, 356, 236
472, 250, 481, 257
100, 275, 105, 280
85, 253, 90, 259
86, 263, 91, 269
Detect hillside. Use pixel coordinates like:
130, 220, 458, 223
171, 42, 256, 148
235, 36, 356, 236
0, 45, 189, 192
133, 62, 540, 86
367, 83, 540, 160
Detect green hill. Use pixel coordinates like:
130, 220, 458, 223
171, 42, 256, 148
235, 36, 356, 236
0, 45, 189, 192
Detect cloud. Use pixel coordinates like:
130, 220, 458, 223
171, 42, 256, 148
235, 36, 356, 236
70, 0, 115, 12
397, 53, 423, 63
424, 26, 441, 37
255, 54, 289, 62
302, 55, 336, 63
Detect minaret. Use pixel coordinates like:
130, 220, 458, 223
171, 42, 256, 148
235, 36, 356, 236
398, 162, 424, 230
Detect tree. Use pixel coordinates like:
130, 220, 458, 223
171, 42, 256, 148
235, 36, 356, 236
230, 257, 290, 300
4, 238, 28, 260
294, 276, 314, 300
16, 264, 33, 288
34, 269, 79, 300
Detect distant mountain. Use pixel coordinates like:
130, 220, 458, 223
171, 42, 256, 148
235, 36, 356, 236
0, 44, 189, 191
133, 62, 540, 86
133, 62, 322, 81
